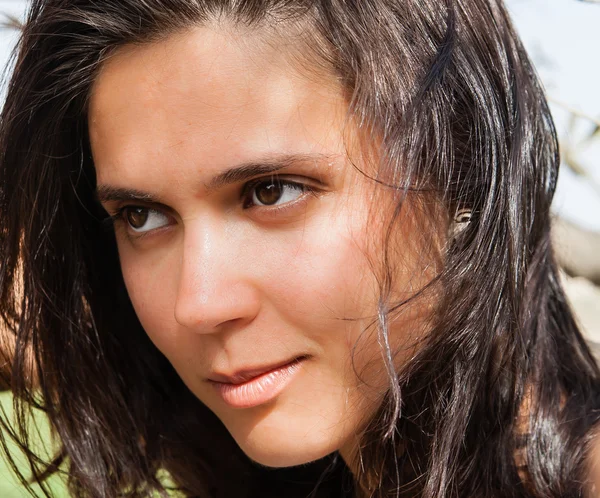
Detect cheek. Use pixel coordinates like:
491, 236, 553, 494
271, 201, 437, 383
256, 209, 386, 390
257, 199, 380, 337
268, 231, 376, 321
118, 246, 183, 356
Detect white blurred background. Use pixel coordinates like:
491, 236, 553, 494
1, 0, 599, 345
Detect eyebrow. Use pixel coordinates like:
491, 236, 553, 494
205, 153, 334, 191
96, 152, 336, 203
96, 186, 156, 204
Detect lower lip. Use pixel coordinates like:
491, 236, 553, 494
210, 358, 305, 409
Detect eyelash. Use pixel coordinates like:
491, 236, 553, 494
107, 177, 319, 236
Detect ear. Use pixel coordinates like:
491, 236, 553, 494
448, 208, 472, 240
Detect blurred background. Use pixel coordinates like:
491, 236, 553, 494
0, 0, 598, 495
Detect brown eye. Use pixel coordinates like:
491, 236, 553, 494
254, 181, 283, 205
126, 207, 149, 229
247, 180, 305, 208
123, 207, 170, 233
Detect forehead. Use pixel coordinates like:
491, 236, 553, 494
88, 25, 349, 187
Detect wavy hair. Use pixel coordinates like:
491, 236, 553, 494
1, 1, 599, 497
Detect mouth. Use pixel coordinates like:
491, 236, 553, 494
207, 356, 308, 409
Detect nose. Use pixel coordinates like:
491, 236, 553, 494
174, 220, 261, 334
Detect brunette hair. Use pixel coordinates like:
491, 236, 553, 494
1, 1, 599, 497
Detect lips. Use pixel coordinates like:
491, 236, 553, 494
208, 356, 307, 385
207, 356, 307, 409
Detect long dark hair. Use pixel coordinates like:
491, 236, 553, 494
1, 1, 599, 497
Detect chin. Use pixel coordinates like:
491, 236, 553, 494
236, 438, 337, 468
222, 411, 347, 469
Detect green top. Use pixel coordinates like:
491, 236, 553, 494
0, 390, 186, 497
0, 390, 69, 497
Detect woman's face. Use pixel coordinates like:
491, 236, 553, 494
89, 26, 437, 468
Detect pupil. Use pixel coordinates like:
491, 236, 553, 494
256, 182, 282, 205
126, 208, 148, 229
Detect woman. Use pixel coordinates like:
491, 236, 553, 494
1, 0, 599, 497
